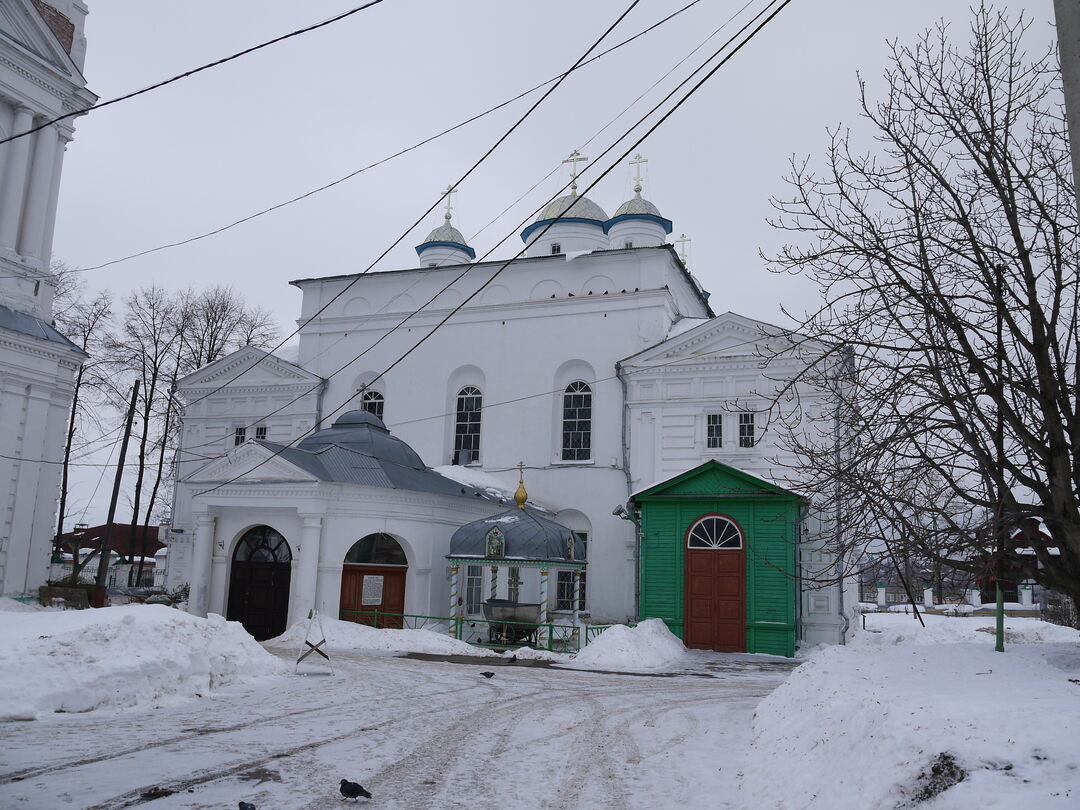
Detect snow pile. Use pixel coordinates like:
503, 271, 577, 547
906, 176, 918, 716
742, 613, 1080, 808
432, 464, 548, 510
567, 619, 689, 671
0, 596, 47, 612
0, 605, 287, 721
269, 616, 502, 657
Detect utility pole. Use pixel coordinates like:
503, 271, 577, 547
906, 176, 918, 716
1056, 0, 1080, 215
95, 379, 140, 591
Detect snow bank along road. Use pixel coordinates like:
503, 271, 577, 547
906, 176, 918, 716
0, 647, 795, 809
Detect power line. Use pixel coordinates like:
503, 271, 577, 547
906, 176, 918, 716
177, 0, 780, 460
174, 0, 759, 458
175, 0, 643, 418
0, 1, 390, 146
52, 0, 703, 278
192, 0, 796, 498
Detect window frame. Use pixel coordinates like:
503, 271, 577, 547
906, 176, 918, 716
550, 243, 562, 255
465, 564, 483, 614
233, 426, 246, 446
706, 413, 723, 449
555, 569, 586, 611
507, 566, 521, 603
453, 385, 483, 464
254, 425, 267, 441
360, 389, 385, 420
738, 412, 756, 448
561, 381, 593, 461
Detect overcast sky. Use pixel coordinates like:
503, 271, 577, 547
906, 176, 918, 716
55, 0, 1059, 523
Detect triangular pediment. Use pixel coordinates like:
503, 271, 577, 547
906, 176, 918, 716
178, 346, 322, 390
0, 1, 78, 77
633, 460, 798, 501
183, 442, 319, 484
622, 311, 825, 367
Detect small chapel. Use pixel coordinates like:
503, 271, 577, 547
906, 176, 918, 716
166, 154, 857, 655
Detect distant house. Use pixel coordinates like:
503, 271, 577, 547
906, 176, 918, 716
53, 524, 165, 587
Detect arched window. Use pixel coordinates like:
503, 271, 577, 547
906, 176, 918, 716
686, 515, 742, 549
360, 389, 384, 420
561, 381, 592, 460
234, 526, 292, 562
454, 386, 482, 464
345, 533, 407, 565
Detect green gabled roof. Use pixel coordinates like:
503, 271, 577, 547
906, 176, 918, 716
631, 460, 800, 502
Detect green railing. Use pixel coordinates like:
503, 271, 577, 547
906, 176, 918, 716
339, 610, 582, 652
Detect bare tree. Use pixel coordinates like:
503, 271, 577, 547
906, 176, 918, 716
764, 7, 1080, 611
177, 285, 279, 375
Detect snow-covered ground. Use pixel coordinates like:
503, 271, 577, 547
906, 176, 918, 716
742, 612, 1080, 808
0, 605, 286, 721
0, 608, 793, 809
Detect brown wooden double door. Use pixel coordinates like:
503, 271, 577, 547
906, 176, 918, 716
684, 546, 746, 652
340, 564, 406, 628
227, 561, 291, 641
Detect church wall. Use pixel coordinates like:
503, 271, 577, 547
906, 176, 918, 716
280, 247, 708, 622
622, 318, 852, 647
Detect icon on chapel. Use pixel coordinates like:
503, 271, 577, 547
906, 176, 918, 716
485, 527, 505, 558
566, 535, 575, 561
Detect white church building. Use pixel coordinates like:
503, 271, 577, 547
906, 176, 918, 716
167, 163, 856, 653
0, 1, 94, 596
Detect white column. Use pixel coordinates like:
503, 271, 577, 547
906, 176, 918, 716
38, 131, 69, 272
0, 106, 35, 250
188, 513, 215, 617
290, 515, 323, 627
17, 125, 58, 261
208, 546, 227, 616
489, 565, 498, 601
923, 587, 934, 609
1020, 583, 1034, 607
967, 588, 982, 607
539, 567, 550, 648
876, 584, 887, 608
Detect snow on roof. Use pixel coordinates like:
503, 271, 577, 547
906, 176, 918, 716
432, 465, 549, 511
666, 317, 710, 340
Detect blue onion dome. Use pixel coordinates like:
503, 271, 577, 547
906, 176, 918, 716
415, 211, 476, 260
605, 184, 673, 234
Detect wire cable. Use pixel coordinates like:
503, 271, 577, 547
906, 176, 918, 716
0, 1, 389, 146
191, 0, 796, 498
49, 1, 702, 278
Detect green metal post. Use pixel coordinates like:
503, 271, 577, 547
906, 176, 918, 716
995, 582, 1005, 652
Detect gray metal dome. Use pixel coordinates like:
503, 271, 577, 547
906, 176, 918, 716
449, 509, 586, 563
422, 218, 468, 245
297, 410, 425, 470
537, 193, 608, 223
614, 189, 663, 218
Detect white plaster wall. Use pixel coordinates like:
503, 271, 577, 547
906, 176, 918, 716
287, 248, 708, 622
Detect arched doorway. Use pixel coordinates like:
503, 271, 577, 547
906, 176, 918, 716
683, 514, 746, 652
226, 526, 292, 641
340, 533, 408, 628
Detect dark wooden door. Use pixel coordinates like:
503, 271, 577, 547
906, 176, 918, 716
340, 565, 407, 628
227, 561, 291, 641
684, 547, 746, 652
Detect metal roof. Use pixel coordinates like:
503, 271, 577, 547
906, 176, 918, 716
258, 410, 501, 501
449, 508, 586, 564
0, 302, 84, 353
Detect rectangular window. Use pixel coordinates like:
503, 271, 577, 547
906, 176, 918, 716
556, 570, 586, 611
454, 387, 482, 464
233, 426, 246, 446
465, 565, 482, 614
624, 241, 633, 249
707, 414, 723, 448
255, 425, 267, 440
550, 243, 561, 255
738, 412, 756, 447
507, 566, 521, 603
561, 382, 592, 461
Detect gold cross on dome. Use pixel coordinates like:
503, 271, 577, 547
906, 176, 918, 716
630, 153, 648, 187
674, 233, 691, 265
562, 150, 588, 191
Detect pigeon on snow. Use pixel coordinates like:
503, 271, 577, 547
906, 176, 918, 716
480, 671, 495, 679
340, 779, 372, 801
238, 803, 257, 810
